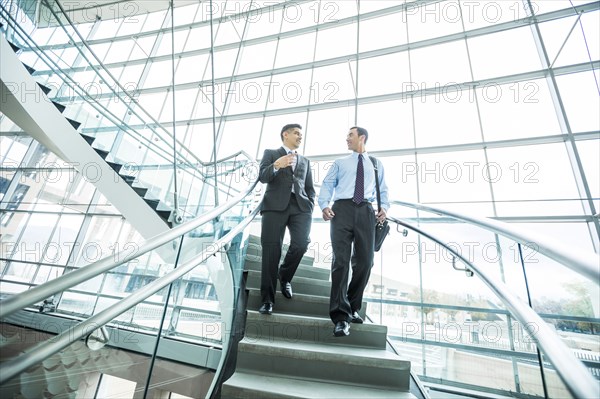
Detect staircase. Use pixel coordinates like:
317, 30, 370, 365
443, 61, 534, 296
0, 29, 175, 233
221, 235, 416, 398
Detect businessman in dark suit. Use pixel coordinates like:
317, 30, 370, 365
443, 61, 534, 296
258, 124, 315, 314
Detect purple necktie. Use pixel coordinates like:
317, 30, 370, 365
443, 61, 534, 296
353, 154, 364, 204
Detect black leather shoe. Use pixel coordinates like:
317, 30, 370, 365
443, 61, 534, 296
280, 280, 293, 299
333, 321, 350, 337
351, 311, 364, 324
258, 303, 272, 315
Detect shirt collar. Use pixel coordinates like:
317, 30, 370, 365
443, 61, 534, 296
282, 145, 298, 155
353, 151, 369, 158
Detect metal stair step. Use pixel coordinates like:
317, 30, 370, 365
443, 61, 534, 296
244, 259, 329, 281
37, 82, 51, 95
65, 117, 80, 130
246, 288, 366, 320
80, 134, 95, 145
245, 310, 387, 349
51, 101, 66, 114
106, 161, 123, 173
93, 148, 109, 159
245, 270, 330, 297
235, 337, 411, 391
222, 371, 416, 399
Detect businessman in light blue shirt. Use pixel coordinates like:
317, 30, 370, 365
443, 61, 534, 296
319, 126, 389, 337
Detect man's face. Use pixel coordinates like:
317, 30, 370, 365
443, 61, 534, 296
283, 127, 302, 150
346, 128, 362, 151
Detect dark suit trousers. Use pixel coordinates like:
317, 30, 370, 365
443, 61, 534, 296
260, 194, 311, 304
329, 200, 375, 323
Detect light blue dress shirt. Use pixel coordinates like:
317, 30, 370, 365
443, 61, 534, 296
318, 152, 390, 211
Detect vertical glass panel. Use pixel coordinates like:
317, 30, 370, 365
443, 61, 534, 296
576, 140, 600, 198
174, 3, 200, 25
246, 5, 283, 40
413, 89, 482, 147
357, 100, 415, 151
237, 40, 277, 75
184, 25, 212, 51
213, 48, 239, 79
487, 143, 580, 202
359, 13, 408, 52
534, 0, 591, 15
468, 27, 542, 81
410, 40, 471, 87
214, 15, 248, 46
103, 40, 135, 64
266, 70, 313, 110
173, 88, 202, 121
259, 112, 307, 156
94, 18, 123, 41
358, 52, 410, 98
137, 91, 169, 121
144, 59, 173, 88
280, 2, 321, 32
72, 216, 123, 267
274, 32, 317, 69
315, 24, 357, 61
217, 118, 262, 160
0, 136, 30, 164
320, 0, 357, 22
556, 72, 600, 133
478, 79, 562, 141
416, 150, 493, 205
182, 123, 216, 161
155, 30, 189, 57
303, 107, 355, 155
87, 42, 112, 62
311, 63, 354, 104
461, 0, 530, 30
228, 76, 271, 114
44, 214, 84, 265
406, 1, 463, 42
10, 213, 60, 265
129, 36, 157, 61
374, 154, 420, 204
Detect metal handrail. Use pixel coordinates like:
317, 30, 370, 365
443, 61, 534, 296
0, 175, 260, 319
0, 204, 262, 385
386, 216, 600, 399
392, 200, 599, 285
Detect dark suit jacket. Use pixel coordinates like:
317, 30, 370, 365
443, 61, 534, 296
259, 147, 315, 213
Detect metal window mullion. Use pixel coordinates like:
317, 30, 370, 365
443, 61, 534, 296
254, 3, 286, 159
301, 0, 321, 155
524, 0, 600, 244
32, 2, 597, 77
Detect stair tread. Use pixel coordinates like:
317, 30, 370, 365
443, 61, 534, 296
223, 371, 416, 398
247, 287, 329, 301
238, 335, 409, 367
246, 309, 382, 331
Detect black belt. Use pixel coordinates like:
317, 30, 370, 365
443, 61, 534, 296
334, 199, 372, 207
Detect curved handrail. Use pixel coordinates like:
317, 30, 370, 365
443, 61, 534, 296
392, 200, 599, 285
0, 173, 260, 319
386, 216, 599, 399
0, 205, 262, 385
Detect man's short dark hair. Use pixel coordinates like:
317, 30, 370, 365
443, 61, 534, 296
351, 126, 368, 144
281, 123, 302, 141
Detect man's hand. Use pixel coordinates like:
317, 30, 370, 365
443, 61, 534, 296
274, 153, 296, 169
322, 207, 335, 221
376, 208, 387, 224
